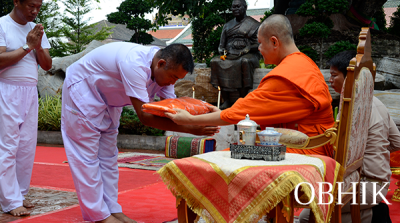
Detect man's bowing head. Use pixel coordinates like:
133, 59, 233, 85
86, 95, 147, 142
257, 14, 299, 66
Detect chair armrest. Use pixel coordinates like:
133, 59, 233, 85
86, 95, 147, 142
256, 127, 337, 150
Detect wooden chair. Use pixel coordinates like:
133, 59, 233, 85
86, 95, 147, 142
274, 27, 376, 223
175, 27, 375, 223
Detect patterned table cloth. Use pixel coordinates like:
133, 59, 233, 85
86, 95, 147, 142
158, 151, 341, 223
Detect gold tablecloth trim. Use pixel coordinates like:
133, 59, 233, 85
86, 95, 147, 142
158, 162, 226, 222
158, 161, 339, 223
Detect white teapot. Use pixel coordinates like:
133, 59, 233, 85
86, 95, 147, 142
257, 127, 282, 146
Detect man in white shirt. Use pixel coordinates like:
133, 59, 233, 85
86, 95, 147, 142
0, 0, 52, 217
62, 42, 219, 223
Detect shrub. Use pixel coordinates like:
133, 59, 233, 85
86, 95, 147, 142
298, 45, 318, 63
388, 4, 400, 37
37, 95, 165, 136
118, 107, 165, 136
38, 94, 62, 131
324, 41, 357, 60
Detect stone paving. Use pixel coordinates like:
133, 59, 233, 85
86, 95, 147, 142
0, 187, 79, 222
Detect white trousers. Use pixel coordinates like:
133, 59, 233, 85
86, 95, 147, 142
0, 78, 38, 212
61, 83, 123, 221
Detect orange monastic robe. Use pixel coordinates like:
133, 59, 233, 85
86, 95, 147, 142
221, 52, 335, 157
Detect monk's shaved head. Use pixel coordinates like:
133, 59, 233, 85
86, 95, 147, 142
259, 14, 294, 44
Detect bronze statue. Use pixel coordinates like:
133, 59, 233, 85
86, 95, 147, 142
210, 0, 261, 109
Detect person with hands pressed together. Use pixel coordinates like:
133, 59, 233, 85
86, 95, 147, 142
166, 15, 335, 157
0, 0, 51, 217
61, 43, 219, 223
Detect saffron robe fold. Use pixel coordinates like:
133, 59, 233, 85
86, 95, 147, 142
220, 52, 334, 157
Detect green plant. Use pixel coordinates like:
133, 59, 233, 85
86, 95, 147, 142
151, 0, 233, 62
260, 7, 274, 23
298, 45, 318, 63
0, 0, 13, 17
388, 4, 400, 37
324, 41, 356, 59
107, 0, 155, 45
119, 107, 165, 136
38, 94, 62, 131
296, 0, 349, 68
61, 0, 113, 55
37, 95, 164, 136
35, 0, 66, 57
374, 7, 387, 32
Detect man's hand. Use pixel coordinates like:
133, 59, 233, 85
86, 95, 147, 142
26, 24, 44, 50
186, 125, 220, 136
165, 109, 192, 125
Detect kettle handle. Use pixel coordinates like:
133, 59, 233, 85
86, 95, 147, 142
239, 131, 245, 144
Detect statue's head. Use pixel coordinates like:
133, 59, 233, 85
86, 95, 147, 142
231, 0, 247, 18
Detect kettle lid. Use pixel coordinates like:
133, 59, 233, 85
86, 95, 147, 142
237, 114, 258, 127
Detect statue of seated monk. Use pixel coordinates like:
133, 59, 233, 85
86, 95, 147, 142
210, 0, 261, 109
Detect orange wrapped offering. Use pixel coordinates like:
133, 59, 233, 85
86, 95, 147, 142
142, 97, 213, 117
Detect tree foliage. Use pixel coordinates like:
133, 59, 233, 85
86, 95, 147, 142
260, 7, 274, 23
61, 0, 113, 55
151, 0, 233, 62
374, 7, 387, 32
35, 0, 66, 57
298, 45, 318, 63
296, 0, 350, 67
0, 0, 13, 17
107, 0, 155, 45
324, 40, 356, 60
388, 4, 400, 38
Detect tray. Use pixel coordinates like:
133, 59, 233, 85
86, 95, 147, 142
230, 143, 286, 161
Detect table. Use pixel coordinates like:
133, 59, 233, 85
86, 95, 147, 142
158, 151, 341, 223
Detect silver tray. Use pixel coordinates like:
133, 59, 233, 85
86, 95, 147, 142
230, 143, 286, 161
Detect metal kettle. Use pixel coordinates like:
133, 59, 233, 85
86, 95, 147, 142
236, 114, 258, 146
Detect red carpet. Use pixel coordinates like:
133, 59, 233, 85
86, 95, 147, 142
12, 146, 400, 222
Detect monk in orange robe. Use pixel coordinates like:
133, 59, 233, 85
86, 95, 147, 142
166, 14, 334, 157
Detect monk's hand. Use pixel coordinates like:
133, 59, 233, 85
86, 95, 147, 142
165, 108, 192, 125
186, 125, 220, 136
208, 105, 220, 113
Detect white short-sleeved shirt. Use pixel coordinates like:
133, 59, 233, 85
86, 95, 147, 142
0, 15, 51, 82
65, 42, 176, 125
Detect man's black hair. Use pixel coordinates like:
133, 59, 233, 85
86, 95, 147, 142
159, 44, 194, 74
328, 50, 357, 78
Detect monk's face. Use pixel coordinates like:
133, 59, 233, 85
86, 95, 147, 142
258, 28, 278, 65
329, 66, 345, 93
153, 61, 187, 87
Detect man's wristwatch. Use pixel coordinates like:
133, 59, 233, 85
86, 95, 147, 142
22, 44, 31, 53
